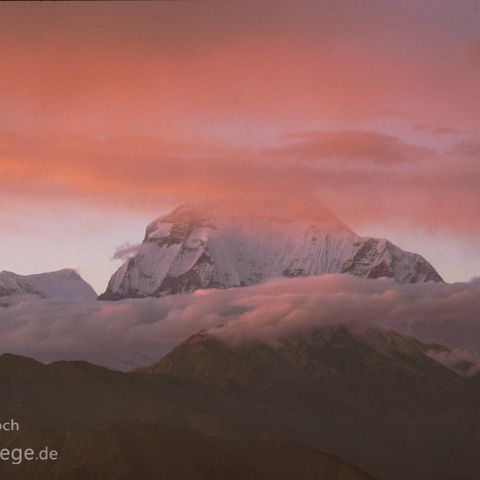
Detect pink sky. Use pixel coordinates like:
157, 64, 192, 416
0, 1, 479, 291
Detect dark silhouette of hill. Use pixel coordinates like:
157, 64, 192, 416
1, 325, 479, 479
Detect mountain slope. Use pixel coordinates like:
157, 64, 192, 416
0, 424, 375, 480
100, 204, 442, 299
141, 325, 460, 386
142, 325, 480, 480
0, 269, 97, 305
1, 324, 479, 480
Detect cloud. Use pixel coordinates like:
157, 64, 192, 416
426, 347, 480, 376
450, 139, 480, 158
1, 127, 480, 235
112, 242, 143, 261
1, 2, 480, 235
413, 123, 463, 136
0, 275, 479, 371
1, 0, 478, 146
266, 130, 432, 164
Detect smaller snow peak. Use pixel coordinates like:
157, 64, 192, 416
55, 268, 81, 279
0, 269, 97, 303
0, 270, 18, 277
27, 268, 82, 281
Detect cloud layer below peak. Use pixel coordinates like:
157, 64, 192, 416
1, 275, 479, 371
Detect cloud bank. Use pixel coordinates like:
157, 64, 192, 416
1, 1, 480, 233
0, 275, 479, 371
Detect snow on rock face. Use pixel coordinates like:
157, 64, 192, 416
0, 269, 97, 305
100, 204, 443, 300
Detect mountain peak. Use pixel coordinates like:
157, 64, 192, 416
100, 203, 442, 300
0, 269, 97, 304
140, 324, 458, 388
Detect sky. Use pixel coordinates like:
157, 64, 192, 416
0, 0, 479, 292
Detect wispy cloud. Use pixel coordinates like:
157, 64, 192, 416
413, 123, 463, 136
266, 130, 433, 164
112, 242, 143, 261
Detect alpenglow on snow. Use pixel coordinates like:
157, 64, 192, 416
100, 204, 443, 300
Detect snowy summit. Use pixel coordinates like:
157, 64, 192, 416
0, 269, 97, 305
100, 203, 443, 300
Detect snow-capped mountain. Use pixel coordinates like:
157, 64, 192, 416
0, 269, 97, 305
100, 204, 443, 300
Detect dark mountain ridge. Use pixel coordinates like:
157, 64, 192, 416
1, 325, 479, 480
